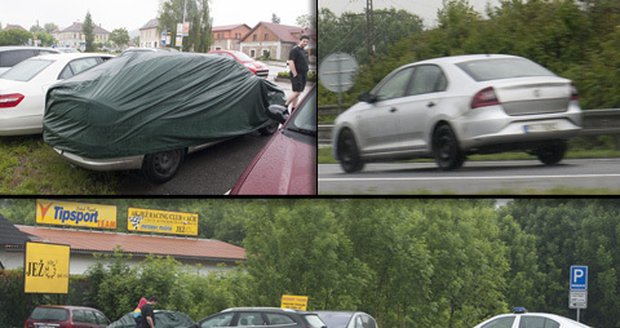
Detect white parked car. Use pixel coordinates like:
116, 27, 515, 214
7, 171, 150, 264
332, 54, 583, 173
0, 53, 113, 135
474, 309, 591, 328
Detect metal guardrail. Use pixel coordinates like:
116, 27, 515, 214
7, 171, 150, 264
318, 108, 620, 145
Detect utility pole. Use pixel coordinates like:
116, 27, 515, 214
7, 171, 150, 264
366, 0, 374, 59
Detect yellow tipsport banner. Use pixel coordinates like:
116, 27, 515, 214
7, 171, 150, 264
127, 208, 198, 236
281, 294, 308, 311
36, 199, 117, 229
24, 242, 70, 294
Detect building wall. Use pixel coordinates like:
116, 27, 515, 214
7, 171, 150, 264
0, 249, 236, 276
54, 31, 109, 50
211, 26, 250, 51
240, 41, 295, 60
140, 27, 160, 48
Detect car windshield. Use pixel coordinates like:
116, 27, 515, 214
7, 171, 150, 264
231, 51, 254, 62
304, 314, 327, 328
286, 88, 316, 135
318, 313, 352, 327
31, 307, 69, 321
1, 58, 53, 81
456, 57, 555, 82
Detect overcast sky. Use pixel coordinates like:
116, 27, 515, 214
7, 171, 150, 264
318, 0, 502, 27
1, 0, 313, 34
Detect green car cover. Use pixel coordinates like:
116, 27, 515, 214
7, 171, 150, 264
43, 52, 285, 158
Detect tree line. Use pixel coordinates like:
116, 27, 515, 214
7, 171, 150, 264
319, 0, 620, 112
1, 199, 619, 327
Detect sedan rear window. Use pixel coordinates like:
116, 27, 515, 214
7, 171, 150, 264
31, 307, 69, 321
456, 58, 555, 82
304, 314, 327, 328
1, 58, 53, 82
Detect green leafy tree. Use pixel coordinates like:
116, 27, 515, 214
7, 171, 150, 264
109, 28, 130, 49
296, 14, 315, 29
44, 23, 58, 34
158, 0, 212, 52
271, 13, 281, 24
83, 11, 95, 52
0, 29, 32, 46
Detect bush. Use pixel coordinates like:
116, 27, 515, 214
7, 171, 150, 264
276, 70, 316, 82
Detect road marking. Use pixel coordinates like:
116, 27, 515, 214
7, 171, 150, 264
319, 174, 620, 182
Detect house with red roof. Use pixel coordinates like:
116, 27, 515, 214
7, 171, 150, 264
53, 22, 110, 51
211, 24, 251, 51
239, 21, 313, 60
0, 216, 245, 275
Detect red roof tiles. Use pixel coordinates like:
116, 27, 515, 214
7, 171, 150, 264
16, 225, 245, 262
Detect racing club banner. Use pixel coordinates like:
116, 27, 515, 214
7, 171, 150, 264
36, 199, 117, 229
127, 207, 198, 236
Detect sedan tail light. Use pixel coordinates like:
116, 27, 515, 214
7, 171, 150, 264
0, 93, 25, 108
471, 87, 499, 109
570, 83, 579, 101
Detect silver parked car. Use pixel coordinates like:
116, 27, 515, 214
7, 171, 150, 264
332, 54, 583, 173
473, 308, 591, 328
315, 311, 378, 328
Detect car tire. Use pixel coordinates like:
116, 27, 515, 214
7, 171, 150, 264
536, 140, 567, 165
433, 124, 465, 170
337, 128, 365, 173
142, 149, 185, 184
258, 121, 278, 136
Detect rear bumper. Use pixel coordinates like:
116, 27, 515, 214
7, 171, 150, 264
54, 148, 144, 171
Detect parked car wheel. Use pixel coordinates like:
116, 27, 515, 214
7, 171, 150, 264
258, 121, 278, 136
433, 124, 465, 170
536, 140, 566, 165
142, 149, 185, 183
337, 129, 365, 173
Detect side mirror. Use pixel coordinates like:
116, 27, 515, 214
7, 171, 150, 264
358, 92, 378, 103
267, 104, 289, 124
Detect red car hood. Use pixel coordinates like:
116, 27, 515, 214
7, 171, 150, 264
231, 130, 316, 195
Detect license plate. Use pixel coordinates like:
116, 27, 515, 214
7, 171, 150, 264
523, 122, 557, 133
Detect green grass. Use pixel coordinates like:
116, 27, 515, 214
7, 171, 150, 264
0, 136, 121, 194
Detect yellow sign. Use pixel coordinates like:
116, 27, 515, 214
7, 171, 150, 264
36, 199, 117, 229
24, 242, 70, 294
281, 294, 308, 311
127, 208, 198, 236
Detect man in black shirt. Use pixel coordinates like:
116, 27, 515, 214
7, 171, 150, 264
285, 35, 310, 112
140, 296, 158, 328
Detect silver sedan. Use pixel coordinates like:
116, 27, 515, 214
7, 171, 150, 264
331, 54, 582, 173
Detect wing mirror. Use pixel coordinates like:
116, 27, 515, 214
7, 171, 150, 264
267, 104, 289, 124
358, 92, 378, 103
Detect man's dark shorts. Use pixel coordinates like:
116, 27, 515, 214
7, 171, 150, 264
291, 73, 307, 92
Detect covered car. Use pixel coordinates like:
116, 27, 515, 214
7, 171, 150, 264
43, 52, 285, 183
107, 310, 195, 328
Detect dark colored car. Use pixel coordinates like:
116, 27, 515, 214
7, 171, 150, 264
196, 307, 327, 328
0, 46, 60, 74
107, 310, 195, 328
44, 52, 285, 183
315, 311, 379, 328
230, 84, 316, 195
208, 50, 269, 78
24, 305, 110, 328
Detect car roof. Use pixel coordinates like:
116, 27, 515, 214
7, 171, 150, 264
35, 52, 113, 61
413, 53, 522, 66
35, 305, 101, 311
0, 46, 60, 52
222, 307, 314, 314
486, 312, 591, 328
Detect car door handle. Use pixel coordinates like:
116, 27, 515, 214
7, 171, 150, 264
427, 102, 436, 108
389, 107, 398, 113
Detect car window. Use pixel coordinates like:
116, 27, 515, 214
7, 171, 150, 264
304, 314, 327, 328
70, 57, 100, 77
238, 312, 264, 326
30, 307, 69, 321
84, 310, 98, 324
456, 57, 555, 82
1, 58, 53, 82
287, 87, 316, 134
94, 310, 109, 325
374, 67, 414, 101
0, 49, 35, 67
232, 51, 253, 62
519, 316, 560, 328
407, 65, 447, 96
482, 316, 516, 328
361, 315, 377, 328
200, 313, 234, 328
73, 309, 86, 323
265, 313, 295, 325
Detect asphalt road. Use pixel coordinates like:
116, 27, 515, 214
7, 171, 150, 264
318, 158, 620, 194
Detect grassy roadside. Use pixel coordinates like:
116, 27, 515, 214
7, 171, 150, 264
0, 136, 121, 194
319, 147, 620, 164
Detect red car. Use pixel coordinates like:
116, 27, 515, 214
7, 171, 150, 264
230, 84, 316, 195
24, 305, 110, 328
208, 49, 269, 78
